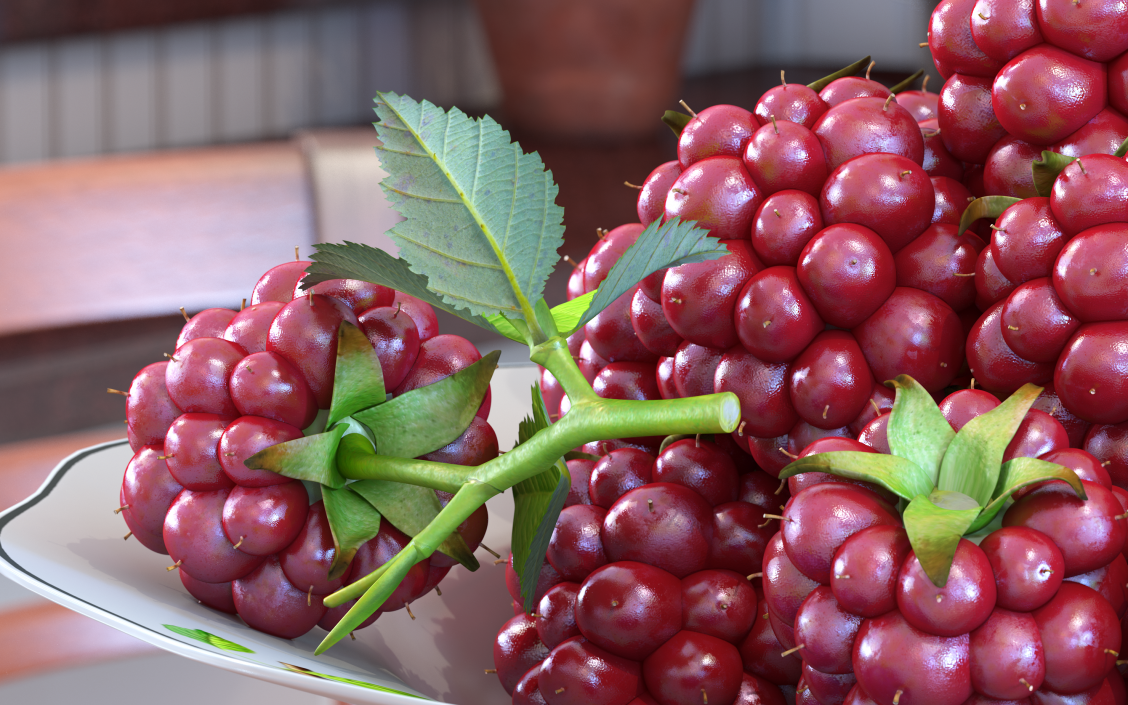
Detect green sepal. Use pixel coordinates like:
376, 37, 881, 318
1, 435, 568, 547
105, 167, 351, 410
957, 196, 1021, 236
886, 375, 955, 485
322, 484, 383, 580
534, 298, 560, 340
1115, 137, 1128, 159
512, 384, 571, 613
348, 479, 479, 571
807, 56, 872, 92
1032, 151, 1077, 197
549, 291, 597, 338
889, 69, 926, 94
326, 321, 386, 429
564, 450, 601, 462
575, 218, 726, 331
662, 110, 692, 137
485, 313, 527, 344
353, 350, 500, 458
244, 424, 347, 488
163, 625, 254, 653
937, 384, 1043, 506
278, 663, 420, 698
778, 451, 934, 501
903, 491, 982, 587
317, 546, 421, 655
967, 456, 1088, 533
659, 434, 699, 455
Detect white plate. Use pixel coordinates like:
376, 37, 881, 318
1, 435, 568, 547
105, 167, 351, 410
0, 430, 526, 705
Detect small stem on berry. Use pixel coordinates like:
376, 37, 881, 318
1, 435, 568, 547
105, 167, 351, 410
780, 448, 798, 459
107, 388, 128, 397
770, 116, 778, 134
493, 557, 507, 565
865, 61, 875, 80
435, 586, 441, 596
893, 690, 903, 705
780, 70, 786, 86
241, 298, 246, 311
167, 560, 182, 571
679, 99, 697, 117
180, 307, 190, 322
123, 531, 132, 540
484, 668, 497, 674
780, 644, 804, 657
624, 181, 642, 189
405, 603, 416, 620
114, 504, 129, 514
883, 94, 894, 111
922, 75, 930, 92
747, 572, 762, 580
775, 479, 786, 495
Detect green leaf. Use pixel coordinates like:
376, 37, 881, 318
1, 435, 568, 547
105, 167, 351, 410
885, 375, 954, 486
327, 322, 386, 429
1115, 137, 1128, 159
484, 312, 528, 343
807, 55, 872, 91
889, 69, 925, 94
304, 241, 501, 335
1032, 151, 1077, 197
903, 491, 982, 587
778, 451, 934, 501
244, 424, 347, 488
372, 92, 564, 321
163, 625, 254, 653
549, 291, 597, 336
564, 450, 601, 462
348, 479, 479, 571
969, 456, 1088, 532
957, 196, 1021, 236
937, 384, 1043, 506
662, 110, 692, 137
322, 484, 383, 580
353, 350, 500, 458
279, 663, 423, 699
575, 218, 726, 330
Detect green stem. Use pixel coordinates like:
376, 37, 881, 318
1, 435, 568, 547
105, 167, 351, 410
530, 336, 597, 404
336, 448, 473, 493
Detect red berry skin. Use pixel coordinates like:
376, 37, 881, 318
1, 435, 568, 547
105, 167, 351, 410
802, 666, 856, 705
506, 553, 565, 608
547, 505, 609, 583
781, 484, 900, 585
1033, 582, 1121, 695
630, 288, 681, 358
971, 0, 1044, 62
1065, 553, 1128, 619
930, 176, 974, 226
588, 289, 659, 364
992, 45, 1108, 146
852, 610, 973, 705
229, 351, 317, 429
664, 156, 763, 241
1084, 423, 1128, 489
537, 582, 581, 650
121, 446, 184, 554
602, 483, 713, 578
969, 608, 1046, 700
563, 459, 594, 508
163, 488, 264, 583
1004, 480, 1127, 576
1053, 222, 1128, 321
585, 224, 645, 292
819, 77, 891, 108
218, 416, 302, 487
854, 287, 964, 393
165, 337, 247, 416
744, 120, 828, 196
842, 685, 881, 705
295, 278, 393, 316
709, 501, 775, 577
1003, 409, 1070, 462
897, 539, 998, 637
1113, 52, 1128, 117
848, 384, 896, 437
164, 413, 236, 491
1054, 108, 1128, 159
672, 342, 722, 399
820, 153, 935, 255
221, 480, 309, 556
394, 333, 485, 402
575, 561, 682, 661
938, 389, 1001, 431
251, 260, 308, 304
1042, 448, 1113, 489
966, 302, 1055, 397
655, 439, 738, 506
752, 190, 824, 267
357, 304, 421, 391
976, 242, 1019, 310
797, 224, 897, 329
232, 554, 326, 639
940, 74, 1009, 164
992, 197, 1067, 285
736, 266, 824, 362
391, 292, 438, 341
267, 294, 358, 409
662, 240, 761, 349
930, 0, 1007, 78
897, 90, 940, 122
638, 161, 681, 226
177, 308, 238, 349
980, 526, 1065, 612
126, 361, 182, 451
349, 523, 427, 613
178, 568, 236, 614
1001, 278, 1080, 363
223, 301, 284, 355
494, 613, 551, 696
513, 665, 547, 705
644, 630, 743, 705
755, 83, 829, 130
679, 104, 758, 169
714, 349, 798, 439
1055, 322, 1128, 425
895, 223, 984, 314
789, 438, 890, 502
594, 362, 662, 405
984, 134, 1043, 199
788, 330, 873, 430
830, 525, 911, 618
740, 597, 804, 686
279, 500, 344, 595
589, 449, 654, 510
1037, 0, 1128, 62
794, 586, 862, 673
1032, 381, 1093, 448
921, 121, 966, 181
682, 569, 758, 644
539, 636, 641, 705
813, 97, 926, 170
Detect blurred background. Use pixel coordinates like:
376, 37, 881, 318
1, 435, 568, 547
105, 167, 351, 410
0, 0, 935, 701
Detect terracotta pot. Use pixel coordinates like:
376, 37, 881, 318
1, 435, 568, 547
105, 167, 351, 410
474, 0, 697, 141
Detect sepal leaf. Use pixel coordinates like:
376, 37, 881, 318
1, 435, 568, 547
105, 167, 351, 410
778, 451, 934, 501
807, 56, 872, 91
322, 484, 383, 579
888, 69, 926, 95
1032, 151, 1077, 197
886, 375, 954, 485
903, 491, 982, 587
1115, 137, 1128, 159
968, 456, 1087, 533
353, 350, 500, 458
957, 196, 1021, 236
573, 218, 726, 331
662, 110, 692, 136
938, 384, 1042, 506
327, 321, 386, 429
244, 424, 347, 488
